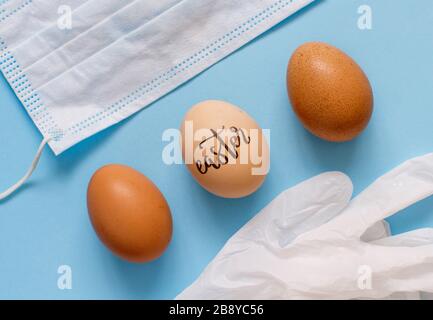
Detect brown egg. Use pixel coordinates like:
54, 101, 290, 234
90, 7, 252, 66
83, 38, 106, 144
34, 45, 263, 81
87, 165, 172, 263
180, 100, 270, 198
287, 42, 373, 142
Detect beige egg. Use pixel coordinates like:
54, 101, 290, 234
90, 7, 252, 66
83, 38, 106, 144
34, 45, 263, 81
180, 100, 269, 198
287, 42, 373, 142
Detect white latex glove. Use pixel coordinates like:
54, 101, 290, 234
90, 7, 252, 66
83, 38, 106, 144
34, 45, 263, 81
178, 154, 433, 300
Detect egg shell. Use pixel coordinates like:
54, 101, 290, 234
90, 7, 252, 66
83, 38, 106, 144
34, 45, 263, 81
87, 164, 172, 263
181, 100, 269, 199
287, 42, 373, 142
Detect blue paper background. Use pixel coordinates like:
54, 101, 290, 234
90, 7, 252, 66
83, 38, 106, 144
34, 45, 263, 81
1, 0, 433, 299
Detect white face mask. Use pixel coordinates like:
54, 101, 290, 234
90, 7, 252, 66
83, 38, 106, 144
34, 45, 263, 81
0, 0, 313, 198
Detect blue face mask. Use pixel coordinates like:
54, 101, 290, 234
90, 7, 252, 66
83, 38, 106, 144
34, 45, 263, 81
0, 0, 314, 199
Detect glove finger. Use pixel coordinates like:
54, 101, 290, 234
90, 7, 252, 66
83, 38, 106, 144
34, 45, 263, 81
237, 171, 353, 247
362, 220, 391, 242
370, 228, 433, 247
325, 153, 433, 238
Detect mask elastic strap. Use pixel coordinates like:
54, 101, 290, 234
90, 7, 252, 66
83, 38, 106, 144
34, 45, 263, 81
0, 137, 51, 201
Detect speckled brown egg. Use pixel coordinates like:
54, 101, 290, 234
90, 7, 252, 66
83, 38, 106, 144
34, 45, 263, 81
287, 42, 373, 142
87, 165, 172, 263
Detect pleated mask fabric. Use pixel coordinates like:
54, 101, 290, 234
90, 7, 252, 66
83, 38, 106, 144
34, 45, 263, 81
0, 0, 314, 155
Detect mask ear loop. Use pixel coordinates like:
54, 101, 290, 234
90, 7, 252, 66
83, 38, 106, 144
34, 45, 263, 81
0, 137, 51, 201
